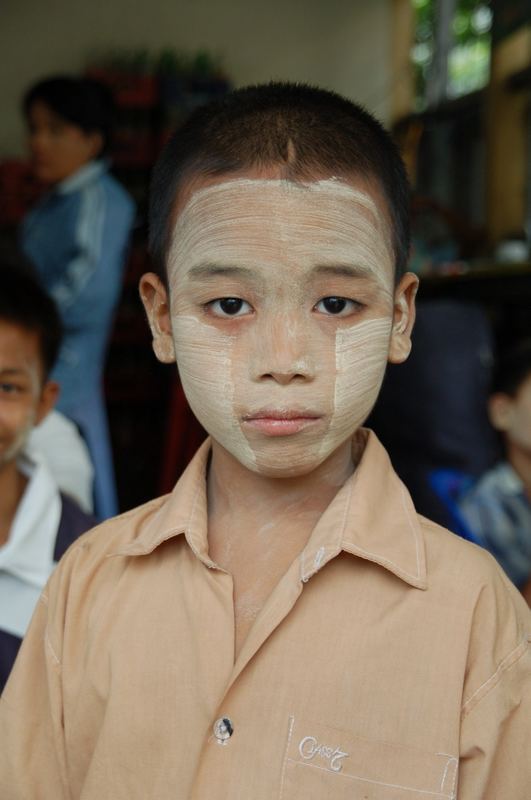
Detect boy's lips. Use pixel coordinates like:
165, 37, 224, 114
241, 409, 323, 436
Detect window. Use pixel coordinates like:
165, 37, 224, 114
411, 0, 493, 109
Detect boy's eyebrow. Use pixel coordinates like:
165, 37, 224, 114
311, 264, 376, 279
183, 263, 383, 287
0, 368, 28, 377
186, 264, 256, 281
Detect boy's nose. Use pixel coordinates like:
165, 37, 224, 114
250, 318, 316, 385
263, 360, 315, 385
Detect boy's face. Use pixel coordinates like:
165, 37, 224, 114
490, 373, 531, 458
142, 176, 417, 478
0, 320, 57, 470
26, 101, 103, 184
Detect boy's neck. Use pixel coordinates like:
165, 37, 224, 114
206, 432, 366, 660
507, 444, 531, 501
207, 433, 364, 529
0, 460, 28, 548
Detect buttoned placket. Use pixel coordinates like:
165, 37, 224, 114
186, 517, 348, 800
105, 433, 428, 798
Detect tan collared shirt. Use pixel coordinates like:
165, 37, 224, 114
1, 431, 530, 799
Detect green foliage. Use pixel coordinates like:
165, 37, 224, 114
411, 0, 492, 106
87, 48, 225, 79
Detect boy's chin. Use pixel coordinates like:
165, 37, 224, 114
223, 443, 346, 481
0, 451, 23, 471
209, 426, 360, 480
246, 458, 326, 480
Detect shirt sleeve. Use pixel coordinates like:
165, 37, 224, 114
49, 181, 106, 325
457, 570, 531, 798
0, 575, 70, 798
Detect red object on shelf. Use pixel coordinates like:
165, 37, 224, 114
86, 68, 159, 108
112, 130, 156, 168
0, 160, 45, 226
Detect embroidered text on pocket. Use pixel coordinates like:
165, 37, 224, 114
279, 714, 458, 800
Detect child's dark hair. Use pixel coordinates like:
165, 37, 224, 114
492, 339, 531, 397
23, 75, 115, 155
0, 251, 63, 379
149, 82, 411, 282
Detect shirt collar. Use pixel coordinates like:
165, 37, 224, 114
0, 452, 61, 587
112, 438, 213, 564
56, 159, 107, 195
491, 461, 526, 496
114, 431, 427, 590
299, 430, 427, 589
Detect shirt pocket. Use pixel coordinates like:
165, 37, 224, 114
279, 714, 458, 800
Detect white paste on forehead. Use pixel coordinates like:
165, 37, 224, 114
167, 177, 394, 294
176, 177, 382, 219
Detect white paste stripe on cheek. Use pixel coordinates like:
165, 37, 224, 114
172, 315, 256, 467
318, 317, 392, 460
335, 317, 392, 413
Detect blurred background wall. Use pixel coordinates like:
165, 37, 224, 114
2, 0, 393, 157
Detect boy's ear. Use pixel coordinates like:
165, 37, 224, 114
139, 272, 176, 364
35, 380, 60, 426
488, 392, 512, 432
388, 272, 419, 364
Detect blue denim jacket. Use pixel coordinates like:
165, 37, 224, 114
21, 161, 135, 518
22, 160, 134, 406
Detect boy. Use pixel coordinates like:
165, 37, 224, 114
21, 75, 135, 519
459, 340, 531, 602
0, 267, 94, 692
1, 83, 530, 798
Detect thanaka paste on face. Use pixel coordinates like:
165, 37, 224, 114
167, 178, 396, 477
0, 409, 36, 468
0, 327, 41, 469
322, 317, 392, 461
172, 314, 256, 466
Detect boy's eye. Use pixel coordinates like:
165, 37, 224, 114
314, 297, 362, 316
208, 298, 253, 317
0, 382, 22, 395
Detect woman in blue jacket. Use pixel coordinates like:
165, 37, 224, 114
21, 76, 135, 519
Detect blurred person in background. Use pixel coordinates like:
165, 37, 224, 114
20, 75, 135, 519
0, 266, 94, 691
368, 299, 499, 530
27, 408, 94, 515
459, 340, 531, 604
0, 237, 94, 513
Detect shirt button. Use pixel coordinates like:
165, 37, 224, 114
213, 716, 234, 744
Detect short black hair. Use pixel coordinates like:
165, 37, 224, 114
23, 75, 115, 155
149, 82, 411, 282
492, 339, 531, 397
0, 251, 63, 379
